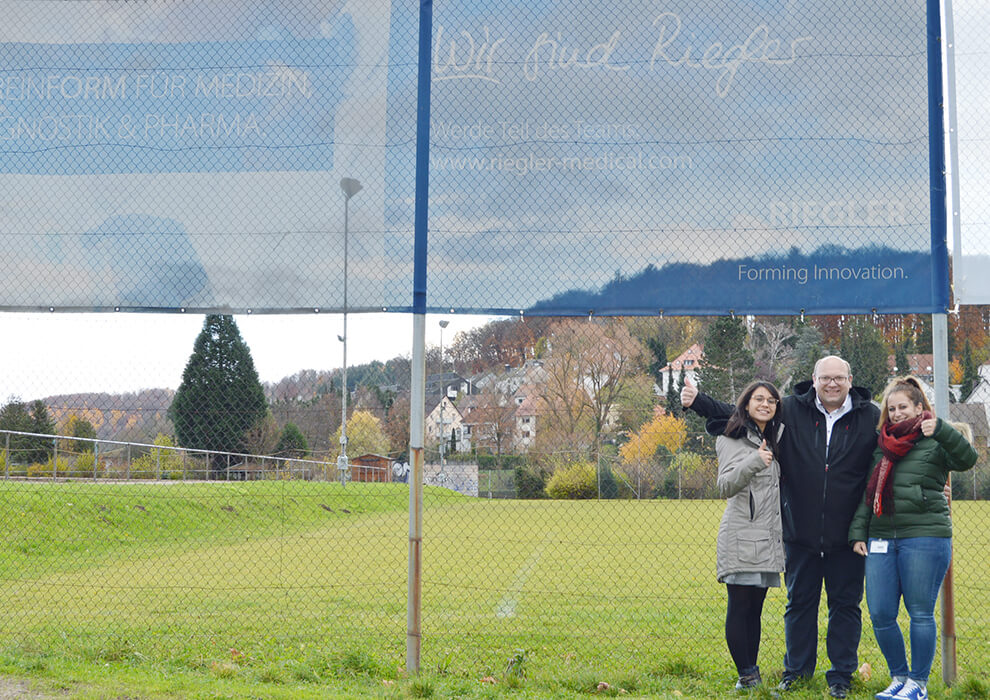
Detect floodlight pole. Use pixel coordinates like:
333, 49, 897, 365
338, 177, 362, 486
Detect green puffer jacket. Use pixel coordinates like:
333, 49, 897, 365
848, 418, 977, 542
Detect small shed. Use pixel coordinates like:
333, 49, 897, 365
350, 453, 394, 483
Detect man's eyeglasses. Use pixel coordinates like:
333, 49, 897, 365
751, 396, 778, 405
816, 375, 848, 385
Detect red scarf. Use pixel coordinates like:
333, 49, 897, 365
865, 410, 932, 516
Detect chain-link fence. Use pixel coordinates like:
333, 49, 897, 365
1, 0, 988, 694
2, 310, 989, 692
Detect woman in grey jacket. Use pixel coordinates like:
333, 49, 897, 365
716, 381, 786, 690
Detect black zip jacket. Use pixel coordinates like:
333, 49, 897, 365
689, 380, 879, 552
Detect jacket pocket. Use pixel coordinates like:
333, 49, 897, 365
736, 528, 771, 565
908, 484, 924, 508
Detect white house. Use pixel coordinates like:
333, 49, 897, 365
425, 392, 464, 452
656, 343, 704, 394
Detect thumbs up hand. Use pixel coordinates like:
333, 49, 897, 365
680, 377, 698, 408
757, 439, 773, 466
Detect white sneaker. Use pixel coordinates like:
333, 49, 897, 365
893, 679, 928, 700
876, 678, 905, 700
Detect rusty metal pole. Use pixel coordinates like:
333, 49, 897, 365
941, 474, 957, 685
932, 312, 957, 685
407, 314, 426, 673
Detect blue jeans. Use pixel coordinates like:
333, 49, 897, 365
864, 537, 952, 683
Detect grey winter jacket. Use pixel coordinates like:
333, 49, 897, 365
716, 424, 785, 582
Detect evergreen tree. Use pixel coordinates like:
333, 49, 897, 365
274, 422, 309, 458
64, 414, 97, 453
169, 315, 268, 474
697, 316, 756, 401
787, 323, 825, 392
915, 314, 933, 354
598, 460, 619, 499
645, 337, 667, 386
894, 341, 910, 378
30, 399, 55, 435
960, 339, 979, 402
839, 317, 889, 398
0, 399, 54, 464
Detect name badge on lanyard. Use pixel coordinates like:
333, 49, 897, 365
869, 539, 889, 554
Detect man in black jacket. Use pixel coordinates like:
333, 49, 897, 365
682, 356, 879, 699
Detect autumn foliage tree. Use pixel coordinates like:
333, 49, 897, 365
331, 410, 390, 462
619, 410, 687, 497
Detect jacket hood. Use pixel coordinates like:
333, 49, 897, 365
792, 379, 874, 408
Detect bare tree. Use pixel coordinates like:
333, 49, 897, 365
751, 320, 797, 386
536, 319, 644, 461
468, 389, 518, 467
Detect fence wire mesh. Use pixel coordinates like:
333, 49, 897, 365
1, 311, 989, 693
0, 0, 988, 695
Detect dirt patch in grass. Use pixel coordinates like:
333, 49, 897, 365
0, 677, 52, 698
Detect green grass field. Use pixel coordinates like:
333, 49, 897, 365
1, 480, 988, 698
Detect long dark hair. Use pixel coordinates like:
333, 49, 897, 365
724, 381, 782, 455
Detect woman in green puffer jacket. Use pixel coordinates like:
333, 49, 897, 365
849, 376, 977, 700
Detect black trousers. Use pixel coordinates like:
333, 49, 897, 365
782, 543, 865, 687
726, 583, 769, 676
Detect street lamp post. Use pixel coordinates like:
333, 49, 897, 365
437, 320, 449, 478
338, 177, 362, 486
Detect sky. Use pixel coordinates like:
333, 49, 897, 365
0, 311, 497, 400
949, 0, 990, 303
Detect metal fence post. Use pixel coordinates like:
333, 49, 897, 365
52, 437, 57, 481
93, 442, 99, 481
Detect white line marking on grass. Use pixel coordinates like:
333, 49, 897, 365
495, 536, 552, 619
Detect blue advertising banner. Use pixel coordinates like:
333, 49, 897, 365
0, 0, 396, 312
390, 0, 944, 316
0, 0, 943, 315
